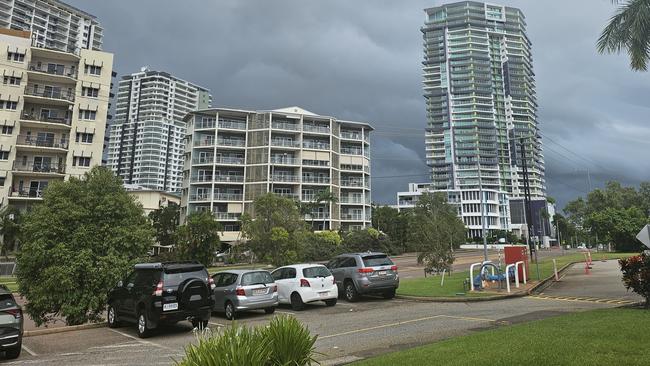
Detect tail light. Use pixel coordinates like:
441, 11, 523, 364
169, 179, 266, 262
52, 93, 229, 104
5, 308, 21, 319
332, 277, 335, 285
358, 268, 373, 274
391, 265, 398, 272
300, 278, 310, 287
235, 287, 245, 296
273, 285, 278, 293
153, 280, 163, 297
208, 277, 216, 290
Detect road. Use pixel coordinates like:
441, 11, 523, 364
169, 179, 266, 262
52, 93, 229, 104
6, 258, 638, 365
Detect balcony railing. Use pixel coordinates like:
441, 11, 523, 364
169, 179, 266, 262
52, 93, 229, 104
194, 139, 215, 147
192, 157, 213, 164
272, 122, 300, 131
10, 189, 44, 198
189, 193, 211, 201
270, 156, 299, 165
303, 125, 330, 133
13, 161, 65, 174
214, 174, 244, 183
340, 179, 364, 187
340, 131, 362, 140
302, 160, 329, 167
213, 212, 241, 220
302, 176, 330, 184
341, 213, 364, 221
274, 192, 300, 200
20, 111, 71, 126
306, 212, 330, 220
271, 174, 300, 183
214, 193, 243, 201
303, 141, 330, 150
190, 175, 213, 183
195, 121, 216, 129
28, 63, 77, 78
16, 135, 69, 149
271, 139, 301, 148
218, 119, 247, 130
216, 138, 246, 147
341, 148, 363, 155
340, 197, 364, 204
215, 156, 245, 165
24, 86, 75, 102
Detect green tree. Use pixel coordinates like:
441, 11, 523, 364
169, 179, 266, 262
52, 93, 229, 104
149, 202, 180, 247
598, 0, 650, 71
586, 207, 647, 252
175, 211, 222, 267
408, 193, 466, 274
241, 194, 307, 264
16, 167, 153, 326
372, 205, 409, 252
341, 227, 390, 253
0, 206, 21, 256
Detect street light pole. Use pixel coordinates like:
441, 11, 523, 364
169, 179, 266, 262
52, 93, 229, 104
478, 159, 488, 262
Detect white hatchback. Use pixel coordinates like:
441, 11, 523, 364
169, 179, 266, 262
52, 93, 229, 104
271, 264, 338, 310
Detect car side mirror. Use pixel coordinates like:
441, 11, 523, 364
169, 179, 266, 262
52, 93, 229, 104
117, 280, 123, 288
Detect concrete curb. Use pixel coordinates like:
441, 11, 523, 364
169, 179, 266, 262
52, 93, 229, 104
24, 322, 107, 338
527, 261, 578, 295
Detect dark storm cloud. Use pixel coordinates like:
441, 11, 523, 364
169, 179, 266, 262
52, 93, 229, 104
68, 0, 650, 210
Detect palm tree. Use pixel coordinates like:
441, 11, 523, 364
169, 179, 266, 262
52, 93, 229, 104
315, 189, 338, 231
597, 0, 650, 71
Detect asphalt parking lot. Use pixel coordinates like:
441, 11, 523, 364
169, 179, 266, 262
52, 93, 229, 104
4, 258, 637, 365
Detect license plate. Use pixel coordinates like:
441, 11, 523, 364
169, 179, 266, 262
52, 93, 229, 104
319, 291, 328, 297
377, 271, 387, 276
163, 302, 178, 311
253, 289, 266, 296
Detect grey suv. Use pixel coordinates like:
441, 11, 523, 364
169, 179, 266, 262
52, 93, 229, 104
327, 253, 399, 302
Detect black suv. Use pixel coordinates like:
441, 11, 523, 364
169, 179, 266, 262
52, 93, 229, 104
107, 262, 214, 338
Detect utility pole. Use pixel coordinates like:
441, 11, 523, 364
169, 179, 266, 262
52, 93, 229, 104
478, 158, 488, 262
520, 137, 541, 280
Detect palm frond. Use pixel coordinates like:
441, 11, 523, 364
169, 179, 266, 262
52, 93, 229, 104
598, 0, 650, 71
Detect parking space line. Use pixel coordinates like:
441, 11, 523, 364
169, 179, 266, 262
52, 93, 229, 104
22, 343, 37, 356
108, 328, 174, 351
438, 314, 497, 323
208, 321, 226, 327
319, 315, 444, 340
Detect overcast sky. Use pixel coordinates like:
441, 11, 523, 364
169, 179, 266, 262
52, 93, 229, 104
68, 0, 650, 210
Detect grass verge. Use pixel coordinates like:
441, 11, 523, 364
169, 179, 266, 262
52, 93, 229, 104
0, 276, 18, 292
397, 251, 636, 298
353, 308, 650, 366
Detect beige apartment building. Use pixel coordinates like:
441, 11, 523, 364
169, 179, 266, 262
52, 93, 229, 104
181, 107, 372, 243
0, 28, 113, 209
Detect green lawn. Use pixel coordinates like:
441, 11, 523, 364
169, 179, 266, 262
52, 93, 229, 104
353, 308, 650, 366
0, 276, 18, 292
397, 251, 636, 298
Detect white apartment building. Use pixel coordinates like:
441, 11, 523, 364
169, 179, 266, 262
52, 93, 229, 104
107, 68, 212, 192
0, 0, 103, 53
181, 106, 372, 242
0, 28, 113, 209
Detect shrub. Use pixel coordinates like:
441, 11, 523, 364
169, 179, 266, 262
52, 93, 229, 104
619, 253, 650, 307
176, 315, 319, 366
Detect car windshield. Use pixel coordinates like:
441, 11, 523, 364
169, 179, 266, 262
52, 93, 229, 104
362, 255, 393, 267
241, 271, 274, 286
163, 269, 208, 287
0, 294, 16, 309
303, 266, 331, 278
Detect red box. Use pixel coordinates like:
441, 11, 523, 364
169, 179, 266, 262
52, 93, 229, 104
504, 246, 529, 282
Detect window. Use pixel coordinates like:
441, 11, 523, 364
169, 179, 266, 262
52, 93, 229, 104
303, 266, 332, 279
82, 87, 99, 98
0, 101, 17, 110
76, 132, 94, 143
0, 177, 4, 187
84, 64, 102, 75
3, 76, 21, 85
1, 126, 13, 135
362, 255, 394, 267
0, 151, 9, 160
79, 109, 97, 120
7, 52, 25, 62
73, 156, 91, 167
241, 271, 274, 286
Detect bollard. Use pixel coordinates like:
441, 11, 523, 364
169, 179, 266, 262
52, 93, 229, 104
469, 262, 482, 291
553, 259, 559, 281
587, 250, 592, 266
505, 263, 516, 293
441, 269, 446, 287
583, 253, 590, 275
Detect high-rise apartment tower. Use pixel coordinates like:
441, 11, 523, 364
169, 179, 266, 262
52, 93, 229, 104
422, 1, 545, 237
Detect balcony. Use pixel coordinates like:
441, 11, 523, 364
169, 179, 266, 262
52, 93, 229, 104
271, 139, 300, 148
341, 147, 363, 156
20, 111, 71, 128
16, 135, 69, 150
189, 193, 211, 202
302, 160, 329, 167
303, 141, 330, 150
190, 175, 213, 183
302, 176, 330, 184
340, 131, 362, 140
270, 156, 299, 165
303, 125, 330, 134
340, 179, 364, 188
214, 174, 245, 183
13, 161, 65, 175
341, 213, 364, 221
306, 212, 330, 220
27, 63, 77, 80
215, 156, 245, 165
213, 212, 241, 221
9, 189, 45, 200
274, 192, 300, 200
214, 193, 243, 201
340, 196, 364, 204
271, 122, 300, 131
194, 138, 215, 147
216, 138, 246, 147
24, 85, 75, 104
195, 121, 216, 130
218, 119, 247, 130
271, 174, 300, 183
192, 157, 213, 165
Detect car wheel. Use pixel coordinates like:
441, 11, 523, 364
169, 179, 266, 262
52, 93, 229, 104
383, 289, 396, 299
290, 293, 305, 311
107, 304, 120, 328
325, 298, 337, 307
4, 343, 21, 359
137, 310, 151, 338
224, 302, 235, 321
344, 281, 359, 302
264, 307, 276, 314
192, 319, 209, 330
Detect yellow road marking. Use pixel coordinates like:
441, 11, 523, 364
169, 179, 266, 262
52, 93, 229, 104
529, 295, 637, 305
